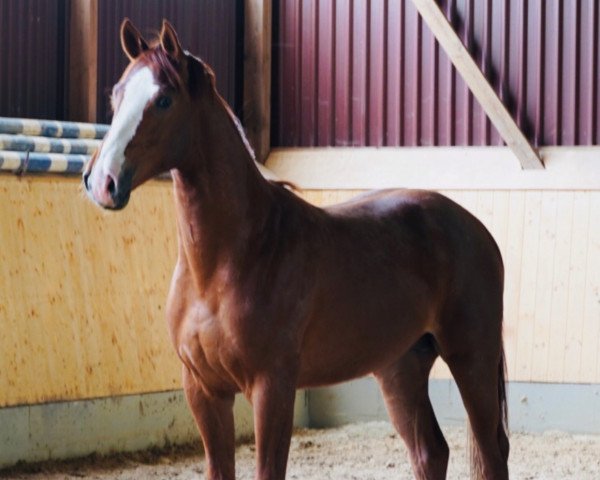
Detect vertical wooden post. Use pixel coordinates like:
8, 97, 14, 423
69, 0, 98, 123
244, 0, 272, 164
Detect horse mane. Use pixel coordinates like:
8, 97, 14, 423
185, 51, 257, 163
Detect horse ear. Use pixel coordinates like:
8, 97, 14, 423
159, 19, 183, 60
120, 18, 148, 61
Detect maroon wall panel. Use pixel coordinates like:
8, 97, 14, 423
0, 0, 68, 120
272, 0, 600, 147
96, 0, 243, 124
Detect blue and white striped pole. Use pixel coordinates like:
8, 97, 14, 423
0, 117, 108, 175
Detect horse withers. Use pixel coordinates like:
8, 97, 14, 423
83, 19, 509, 480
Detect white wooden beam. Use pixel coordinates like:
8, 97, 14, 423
265, 147, 600, 190
410, 0, 544, 170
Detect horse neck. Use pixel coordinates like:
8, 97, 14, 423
171, 93, 273, 291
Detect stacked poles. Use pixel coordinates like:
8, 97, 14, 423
0, 117, 108, 174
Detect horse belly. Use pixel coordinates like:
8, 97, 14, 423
297, 306, 428, 388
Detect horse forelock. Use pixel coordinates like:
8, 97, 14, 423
142, 45, 183, 90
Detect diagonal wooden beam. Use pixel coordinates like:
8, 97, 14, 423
410, 0, 544, 169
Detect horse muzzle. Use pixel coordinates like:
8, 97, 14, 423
83, 165, 133, 211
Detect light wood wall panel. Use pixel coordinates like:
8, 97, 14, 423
0, 176, 181, 407
1, 179, 598, 407
300, 189, 600, 384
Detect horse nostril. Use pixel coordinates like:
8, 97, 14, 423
83, 171, 90, 191
107, 175, 116, 199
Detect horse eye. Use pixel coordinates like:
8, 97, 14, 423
155, 95, 172, 110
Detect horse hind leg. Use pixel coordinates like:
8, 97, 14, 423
436, 316, 509, 479
375, 334, 449, 480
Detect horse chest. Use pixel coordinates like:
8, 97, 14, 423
167, 293, 269, 392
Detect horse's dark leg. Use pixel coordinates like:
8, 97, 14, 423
182, 367, 236, 480
375, 335, 449, 480
436, 297, 509, 480
251, 372, 297, 480
442, 348, 509, 480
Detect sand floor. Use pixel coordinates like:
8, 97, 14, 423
1, 422, 599, 479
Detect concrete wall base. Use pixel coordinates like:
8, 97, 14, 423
308, 378, 600, 434
2, 380, 598, 468
0, 390, 309, 468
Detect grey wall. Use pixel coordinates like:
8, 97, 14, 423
0, 390, 309, 468
309, 378, 600, 434
2, 379, 598, 469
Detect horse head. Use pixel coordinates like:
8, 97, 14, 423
83, 19, 216, 209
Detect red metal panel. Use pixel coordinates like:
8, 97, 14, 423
596, 3, 600, 145
578, 1, 597, 145
420, 8, 437, 146
300, 0, 317, 145
0, 0, 67, 120
351, 1, 368, 146
317, 0, 334, 146
544, 0, 562, 146
334, 1, 351, 146
403, 1, 421, 146
385, 0, 404, 146
272, 0, 600, 147
438, 0, 456, 145
561, 1, 579, 145
473, 0, 491, 145
529, 0, 545, 147
96, 0, 242, 124
368, 0, 386, 147
454, 0, 472, 146
273, 0, 301, 145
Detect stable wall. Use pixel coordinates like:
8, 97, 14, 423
1, 161, 599, 396
1, 147, 599, 465
0, 176, 179, 406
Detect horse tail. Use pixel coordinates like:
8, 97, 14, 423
497, 344, 509, 443
469, 343, 509, 480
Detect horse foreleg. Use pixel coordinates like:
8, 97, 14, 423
182, 367, 236, 480
375, 335, 449, 480
251, 372, 297, 480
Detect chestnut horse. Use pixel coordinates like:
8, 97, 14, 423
83, 19, 509, 480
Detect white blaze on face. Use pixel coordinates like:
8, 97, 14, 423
92, 66, 159, 182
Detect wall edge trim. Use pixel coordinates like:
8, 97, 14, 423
265, 146, 600, 190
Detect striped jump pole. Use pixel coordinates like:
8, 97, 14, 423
0, 151, 90, 174
0, 117, 108, 175
0, 134, 101, 155
0, 117, 108, 140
